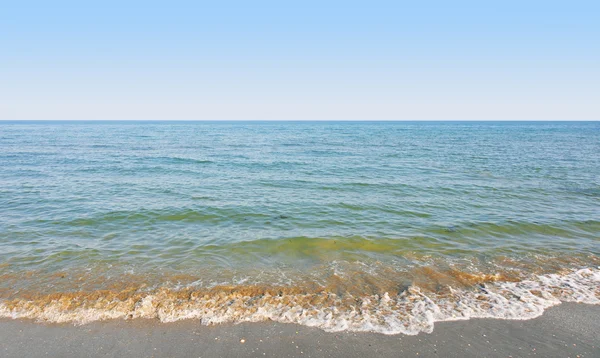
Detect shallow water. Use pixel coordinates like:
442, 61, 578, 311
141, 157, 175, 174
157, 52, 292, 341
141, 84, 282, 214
0, 121, 598, 334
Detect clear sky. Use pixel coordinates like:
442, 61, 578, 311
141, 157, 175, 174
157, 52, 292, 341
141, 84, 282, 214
1, 1, 599, 120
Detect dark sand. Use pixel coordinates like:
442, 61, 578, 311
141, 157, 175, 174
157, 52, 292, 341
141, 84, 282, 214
1, 303, 598, 357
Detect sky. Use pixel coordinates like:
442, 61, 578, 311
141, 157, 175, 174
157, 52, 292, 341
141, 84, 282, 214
1, 1, 599, 120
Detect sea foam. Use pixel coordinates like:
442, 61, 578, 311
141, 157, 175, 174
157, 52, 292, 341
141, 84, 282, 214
1, 267, 598, 335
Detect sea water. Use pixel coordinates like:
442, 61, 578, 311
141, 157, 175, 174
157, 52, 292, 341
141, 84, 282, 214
0, 121, 598, 334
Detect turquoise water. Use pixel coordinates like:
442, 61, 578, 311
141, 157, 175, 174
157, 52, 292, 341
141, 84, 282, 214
0, 121, 598, 333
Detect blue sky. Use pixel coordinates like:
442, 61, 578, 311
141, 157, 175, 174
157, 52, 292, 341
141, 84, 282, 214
1, 1, 598, 120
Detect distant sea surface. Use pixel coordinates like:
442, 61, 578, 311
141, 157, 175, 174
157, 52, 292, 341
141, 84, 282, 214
1, 121, 598, 334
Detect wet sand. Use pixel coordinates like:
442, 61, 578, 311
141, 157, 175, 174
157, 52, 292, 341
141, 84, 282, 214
0, 303, 598, 358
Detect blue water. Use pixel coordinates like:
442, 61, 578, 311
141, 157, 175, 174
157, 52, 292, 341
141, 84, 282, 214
0, 121, 598, 332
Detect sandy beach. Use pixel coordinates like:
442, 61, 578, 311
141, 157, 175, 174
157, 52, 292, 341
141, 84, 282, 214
0, 303, 597, 357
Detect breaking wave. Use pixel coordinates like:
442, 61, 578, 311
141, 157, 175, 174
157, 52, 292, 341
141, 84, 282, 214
1, 267, 598, 335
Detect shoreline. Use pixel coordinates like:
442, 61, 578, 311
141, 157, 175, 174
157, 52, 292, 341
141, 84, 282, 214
1, 303, 597, 357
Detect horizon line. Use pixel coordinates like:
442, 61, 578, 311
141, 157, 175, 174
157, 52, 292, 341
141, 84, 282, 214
1, 119, 598, 122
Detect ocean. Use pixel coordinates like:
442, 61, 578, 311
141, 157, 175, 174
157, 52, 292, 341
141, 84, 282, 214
0, 121, 598, 334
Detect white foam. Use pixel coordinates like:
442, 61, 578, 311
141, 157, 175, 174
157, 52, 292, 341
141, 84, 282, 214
1, 267, 598, 335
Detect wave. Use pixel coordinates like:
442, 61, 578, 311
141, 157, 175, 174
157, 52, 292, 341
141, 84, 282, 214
144, 156, 214, 165
32, 208, 275, 226
1, 267, 598, 335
